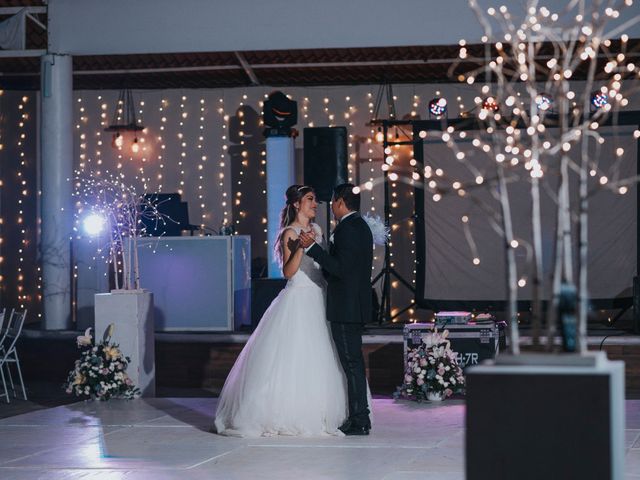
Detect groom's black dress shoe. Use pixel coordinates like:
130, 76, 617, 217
342, 425, 370, 436
338, 420, 352, 433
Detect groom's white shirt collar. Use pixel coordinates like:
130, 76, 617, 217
339, 211, 357, 223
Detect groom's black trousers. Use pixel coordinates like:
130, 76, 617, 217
330, 322, 370, 427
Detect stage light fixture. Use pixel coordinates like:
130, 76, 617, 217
482, 97, 499, 112
428, 97, 448, 118
535, 93, 553, 111
591, 91, 609, 109
82, 213, 106, 236
262, 90, 298, 137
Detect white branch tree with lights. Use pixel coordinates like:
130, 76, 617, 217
74, 171, 174, 291
431, 0, 640, 353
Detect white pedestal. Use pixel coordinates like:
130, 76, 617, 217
94, 291, 155, 397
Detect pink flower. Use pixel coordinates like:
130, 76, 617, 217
444, 388, 453, 397
404, 374, 413, 383
419, 358, 428, 367
438, 366, 445, 376
417, 378, 424, 386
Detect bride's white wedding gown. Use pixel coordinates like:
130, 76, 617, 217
214, 224, 348, 437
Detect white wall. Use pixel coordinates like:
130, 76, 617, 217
49, 0, 640, 55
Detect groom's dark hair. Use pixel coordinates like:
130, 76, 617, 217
333, 183, 360, 212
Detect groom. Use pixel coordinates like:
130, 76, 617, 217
299, 183, 373, 435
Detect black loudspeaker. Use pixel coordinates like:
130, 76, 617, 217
251, 278, 287, 328
303, 127, 348, 202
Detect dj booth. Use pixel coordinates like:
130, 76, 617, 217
75, 235, 251, 332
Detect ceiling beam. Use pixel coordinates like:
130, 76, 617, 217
234, 51, 259, 85
0, 7, 47, 15
0, 49, 46, 58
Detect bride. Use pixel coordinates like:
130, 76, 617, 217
214, 184, 348, 437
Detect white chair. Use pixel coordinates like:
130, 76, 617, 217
0, 309, 27, 403
0, 308, 9, 341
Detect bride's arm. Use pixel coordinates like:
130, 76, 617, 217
282, 229, 304, 279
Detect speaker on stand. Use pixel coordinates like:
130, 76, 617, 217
303, 127, 348, 237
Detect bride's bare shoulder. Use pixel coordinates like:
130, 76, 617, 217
281, 226, 299, 238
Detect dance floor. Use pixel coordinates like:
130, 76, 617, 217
0, 398, 639, 479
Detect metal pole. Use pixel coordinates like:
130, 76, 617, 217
635, 125, 640, 333
383, 123, 391, 322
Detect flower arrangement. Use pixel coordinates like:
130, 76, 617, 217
65, 324, 140, 400
395, 329, 465, 402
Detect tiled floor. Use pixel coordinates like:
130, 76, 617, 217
0, 398, 638, 479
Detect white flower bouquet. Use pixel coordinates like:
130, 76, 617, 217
395, 329, 465, 401
65, 325, 140, 400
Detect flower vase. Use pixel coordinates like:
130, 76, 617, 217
427, 391, 444, 402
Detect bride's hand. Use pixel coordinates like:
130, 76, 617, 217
298, 231, 315, 248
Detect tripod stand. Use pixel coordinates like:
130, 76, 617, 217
370, 121, 416, 324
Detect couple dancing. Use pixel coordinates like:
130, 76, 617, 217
214, 183, 373, 437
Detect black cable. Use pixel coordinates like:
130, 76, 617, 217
599, 331, 628, 351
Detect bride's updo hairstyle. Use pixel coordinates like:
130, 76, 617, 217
274, 184, 315, 266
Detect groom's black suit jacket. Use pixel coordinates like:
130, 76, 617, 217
307, 212, 373, 325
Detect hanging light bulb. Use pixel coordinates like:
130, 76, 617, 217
131, 137, 140, 153
112, 132, 124, 148
375, 127, 384, 143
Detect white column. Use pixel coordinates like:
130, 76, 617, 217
41, 54, 73, 330
266, 136, 295, 278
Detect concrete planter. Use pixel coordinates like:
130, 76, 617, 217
94, 290, 155, 397
466, 352, 624, 480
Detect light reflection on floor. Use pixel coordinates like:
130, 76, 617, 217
0, 398, 638, 479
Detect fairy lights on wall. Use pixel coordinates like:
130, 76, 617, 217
218, 97, 230, 227
196, 98, 208, 228
10, 94, 39, 313
177, 95, 188, 197
3, 61, 638, 325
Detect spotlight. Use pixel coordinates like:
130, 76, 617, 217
428, 97, 448, 118
482, 97, 499, 112
535, 93, 553, 112
375, 127, 384, 143
82, 213, 106, 236
112, 132, 123, 149
591, 91, 609, 109
131, 137, 140, 153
